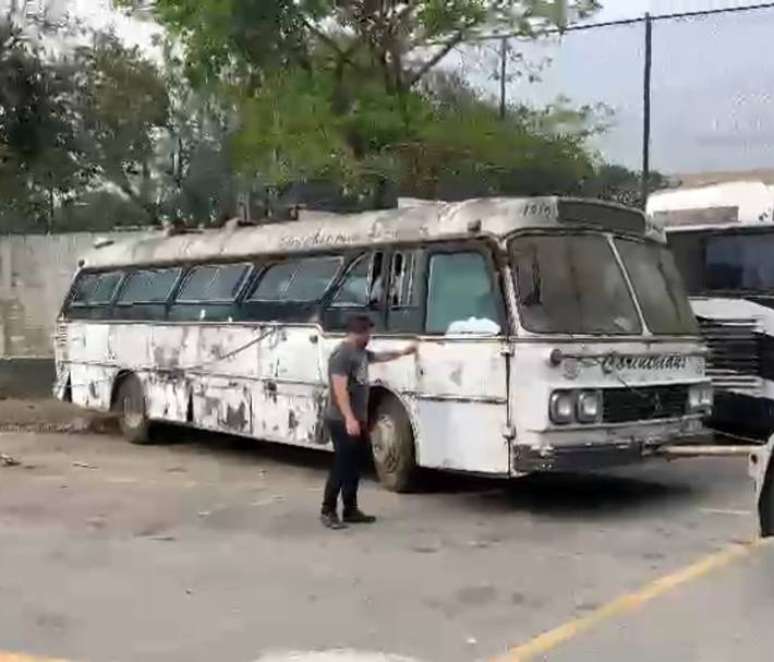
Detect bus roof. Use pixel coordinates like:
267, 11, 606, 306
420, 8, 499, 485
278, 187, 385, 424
82, 197, 658, 269
664, 220, 774, 234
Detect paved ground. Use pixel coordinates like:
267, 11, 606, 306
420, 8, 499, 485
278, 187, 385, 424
0, 422, 770, 662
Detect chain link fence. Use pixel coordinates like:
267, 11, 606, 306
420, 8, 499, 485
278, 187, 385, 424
442, 2, 774, 201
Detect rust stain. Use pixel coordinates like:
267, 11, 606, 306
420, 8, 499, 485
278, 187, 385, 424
224, 401, 248, 431
288, 410, 299, 432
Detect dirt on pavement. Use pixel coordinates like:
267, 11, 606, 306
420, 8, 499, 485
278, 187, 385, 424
0, 398, 116, 434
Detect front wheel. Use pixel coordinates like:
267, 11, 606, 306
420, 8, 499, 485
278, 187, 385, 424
370, 398, 417, 493
113, 374, 151, 445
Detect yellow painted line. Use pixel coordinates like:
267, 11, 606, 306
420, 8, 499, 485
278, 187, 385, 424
494, 538, 774, 662
0, 653, 70, 662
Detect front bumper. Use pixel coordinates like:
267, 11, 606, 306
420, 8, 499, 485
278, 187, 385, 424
512, 418, 707, 473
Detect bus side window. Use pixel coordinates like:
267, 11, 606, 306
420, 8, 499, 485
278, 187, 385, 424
386, 250, 423, 334
241, 256, 341, 324
389, 251, 416, 308
115, 267, 182, 321
170, 263, 252, 322
323, 252, 386, 331
425, 251, 503, 336
66, 271, 123, 320
249, 256, 341, 302
331, 253, 384, 308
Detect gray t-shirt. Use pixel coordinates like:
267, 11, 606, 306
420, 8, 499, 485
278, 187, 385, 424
326, 341, 374, 423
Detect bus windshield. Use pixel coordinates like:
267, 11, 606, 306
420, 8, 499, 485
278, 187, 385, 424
614, 238, 698, 335
705, 232, 774, 292
510, 234, 642, 335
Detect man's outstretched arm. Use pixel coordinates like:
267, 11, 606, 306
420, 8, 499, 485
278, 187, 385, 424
369, 344, 418, 364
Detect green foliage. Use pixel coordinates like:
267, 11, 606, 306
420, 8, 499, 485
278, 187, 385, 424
4, 2, 650, 234
122, 1, 601, 92
231, 70, 354, 187
582, 164, 671, 208
395, 89, 596, 199
72, 33, 171, 220
0, 22, 85, 231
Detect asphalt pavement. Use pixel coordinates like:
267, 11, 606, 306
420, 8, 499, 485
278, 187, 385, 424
0, 427, 769, 662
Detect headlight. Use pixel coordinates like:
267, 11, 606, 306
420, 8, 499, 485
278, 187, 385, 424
549, 390, 575, 425
577, 390, 602, 423
688, 384, 713, 413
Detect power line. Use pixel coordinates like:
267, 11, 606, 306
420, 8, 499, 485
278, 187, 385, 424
468, 1, 774, 43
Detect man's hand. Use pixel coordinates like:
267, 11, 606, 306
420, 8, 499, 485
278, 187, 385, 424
403, 343, 419, 356
345, 416, 362, 438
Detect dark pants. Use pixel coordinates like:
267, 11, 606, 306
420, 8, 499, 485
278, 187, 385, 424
322, 419, 366, 515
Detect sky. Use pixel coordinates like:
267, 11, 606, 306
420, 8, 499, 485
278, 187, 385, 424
497, 0, 774, 173
8, 0, 773, 175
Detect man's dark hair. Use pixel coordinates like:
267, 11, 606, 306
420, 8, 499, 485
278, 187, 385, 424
346, 315, 374, 334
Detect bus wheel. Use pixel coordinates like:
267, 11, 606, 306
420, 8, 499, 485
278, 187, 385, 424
113, 374, 151, 445
371, 397, 417, 493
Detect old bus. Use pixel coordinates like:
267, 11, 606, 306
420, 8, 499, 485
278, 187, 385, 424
666, 220, 774, 442
54, 197, 712, 491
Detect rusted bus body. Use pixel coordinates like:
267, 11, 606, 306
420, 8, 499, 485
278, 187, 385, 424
54, 197, 712, 488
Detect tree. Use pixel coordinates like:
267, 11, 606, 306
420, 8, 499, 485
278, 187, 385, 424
72, 33, 171, 223
0, 20, 86, 232
582, 164, 671, 208
120, 1, 601, 95
0, 16, 174, 232
114, 1, 618, 217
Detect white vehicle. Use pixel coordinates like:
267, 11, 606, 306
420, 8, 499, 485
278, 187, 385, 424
667, 221, 774, 442
54, 197, 713, 491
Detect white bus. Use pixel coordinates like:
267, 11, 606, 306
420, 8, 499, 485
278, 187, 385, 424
667, 221, 774, 442
54, 197, 713, 491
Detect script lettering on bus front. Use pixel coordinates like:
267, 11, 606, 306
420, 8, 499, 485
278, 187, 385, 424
601, 353, 688, 373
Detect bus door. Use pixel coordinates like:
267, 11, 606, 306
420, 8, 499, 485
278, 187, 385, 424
413, 246, 511, 475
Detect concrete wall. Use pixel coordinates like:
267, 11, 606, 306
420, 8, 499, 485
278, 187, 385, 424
0, 232, 148, 396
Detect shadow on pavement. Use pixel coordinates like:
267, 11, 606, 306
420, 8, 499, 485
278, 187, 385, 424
153, 423, 697, 518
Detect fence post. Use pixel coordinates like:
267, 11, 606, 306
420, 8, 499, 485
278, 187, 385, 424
499, 37, 508, 120
641, 12, 653, 209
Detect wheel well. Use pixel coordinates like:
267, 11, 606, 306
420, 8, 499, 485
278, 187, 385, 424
368, 386, 416, 438
110, 370, 135, 408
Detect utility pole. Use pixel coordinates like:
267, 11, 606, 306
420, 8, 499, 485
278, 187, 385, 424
499, 37, 508, 120
641, 12, 653, 210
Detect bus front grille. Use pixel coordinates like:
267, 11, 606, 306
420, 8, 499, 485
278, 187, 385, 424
602, 385, 689, 423
697, 317, 762, 392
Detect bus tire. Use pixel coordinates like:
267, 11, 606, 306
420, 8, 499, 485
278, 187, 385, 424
113, 374, 151, 445
370, 397, 417, 493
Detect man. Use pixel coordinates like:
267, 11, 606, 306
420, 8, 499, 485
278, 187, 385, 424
321, 315, 417, 530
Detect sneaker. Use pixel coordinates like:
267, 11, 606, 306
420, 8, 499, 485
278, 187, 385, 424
320, 511, 347, 530
343, 509, 377, 524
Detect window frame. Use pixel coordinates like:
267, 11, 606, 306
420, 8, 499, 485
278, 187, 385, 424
614, 236, 699, 336
509, 230, 644, 337
68, 270, 125, 308
388, 250, 419, 310
423, 242, 507, 337
115, 266, 184, 306
175, 262, 254, 304
330, 251, 386, 309
247, 255, 343, 303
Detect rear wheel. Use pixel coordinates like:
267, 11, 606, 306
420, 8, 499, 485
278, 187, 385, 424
370, 397, 417, 493
113, 374, 151, 445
